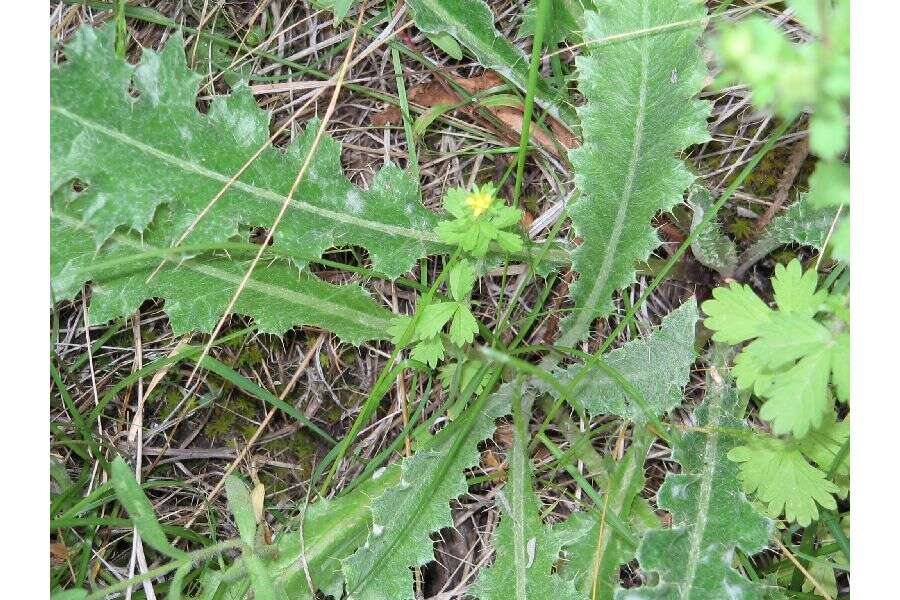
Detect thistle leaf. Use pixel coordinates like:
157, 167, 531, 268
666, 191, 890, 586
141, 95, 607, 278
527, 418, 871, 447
560, 0, 710, 345
51, 199, 395, 343
622, 367, 772, 599
740, 193, 839, 271
550, 299, 698, 422
471, 382, 579, 600
341, 385, 512, 599
557, 431, 652, 599
51, 24, 440, 279
688, 185, 738, 278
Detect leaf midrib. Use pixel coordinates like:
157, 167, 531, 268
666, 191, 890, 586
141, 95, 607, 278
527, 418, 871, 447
682, 383, 723, 599
561, 0, 651, 347
51, 104, 443, 243
53, 211, 393, 331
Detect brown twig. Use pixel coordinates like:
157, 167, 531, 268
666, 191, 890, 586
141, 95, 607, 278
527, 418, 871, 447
754, 135, 809, 231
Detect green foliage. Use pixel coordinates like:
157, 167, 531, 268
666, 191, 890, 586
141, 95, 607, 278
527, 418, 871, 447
49, 5, 852, 598
224, 475, 257, 546
341, 388, 510, 600
740, 192, 839, 272
703, 260, 847, 437
202, 467, 401, 599
110, 456, 186, 560
688, 185, 738, 277
52, 26, 439, 277
556, 431, 652, 599
389, 259, 481, 367
50, 25, 432, 342
715, 0, 849, 159
623, 366, 772, 599
728, 439, 838, 527
562, 0, 710, 345
519, 0, 591, 48
704, 260, 849, 526
808, 160, 850, 260
435, 183, 524, 257
549, 299, 698, 422
728, 410, 848, 529
715, 0, 850, 260
404, 0, 573, 125
470, 383, 579, 600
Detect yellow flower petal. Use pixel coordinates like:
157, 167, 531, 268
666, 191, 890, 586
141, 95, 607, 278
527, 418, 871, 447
464, 189, 493, 218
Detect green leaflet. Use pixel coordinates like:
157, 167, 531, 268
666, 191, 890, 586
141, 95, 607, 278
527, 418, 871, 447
342, 383, 512, 600
51, 24, 440, 280
688, 185, 738, 278
702, 260, 847, 437
470, 383, 579, 600
728, 438, 839, 527
621, 367, 772, 599
51, 197, 394, 343
549, 298, 698, 422
560, 0, 710, 345
404, 0, 574, 126
556, 430, 652, 599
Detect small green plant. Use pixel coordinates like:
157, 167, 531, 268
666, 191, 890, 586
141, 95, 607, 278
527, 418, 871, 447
703, 259, 848, 525
390, 183, 524, 367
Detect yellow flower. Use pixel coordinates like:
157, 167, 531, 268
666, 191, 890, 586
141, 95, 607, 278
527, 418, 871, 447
464, 188, 493, 218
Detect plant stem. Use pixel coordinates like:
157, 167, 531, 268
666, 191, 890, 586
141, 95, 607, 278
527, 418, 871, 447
513, 0, 550, 204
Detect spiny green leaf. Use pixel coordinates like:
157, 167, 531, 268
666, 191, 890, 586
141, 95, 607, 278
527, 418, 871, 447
557, 431, 652, 599
550, 299, 698, 422
404, 0, 574, 126
110, 456, 186, 560
201, 467, 401, 599
623, 367, 771, 599
471, 383, 579, 600
688, 185, 738, 278
52, 200, 395, 344
728, 439, 839, 527
740, 192, 839, 272
559, 0, 710, 345
52, 24, 440, 279
341, 384, 511, 600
